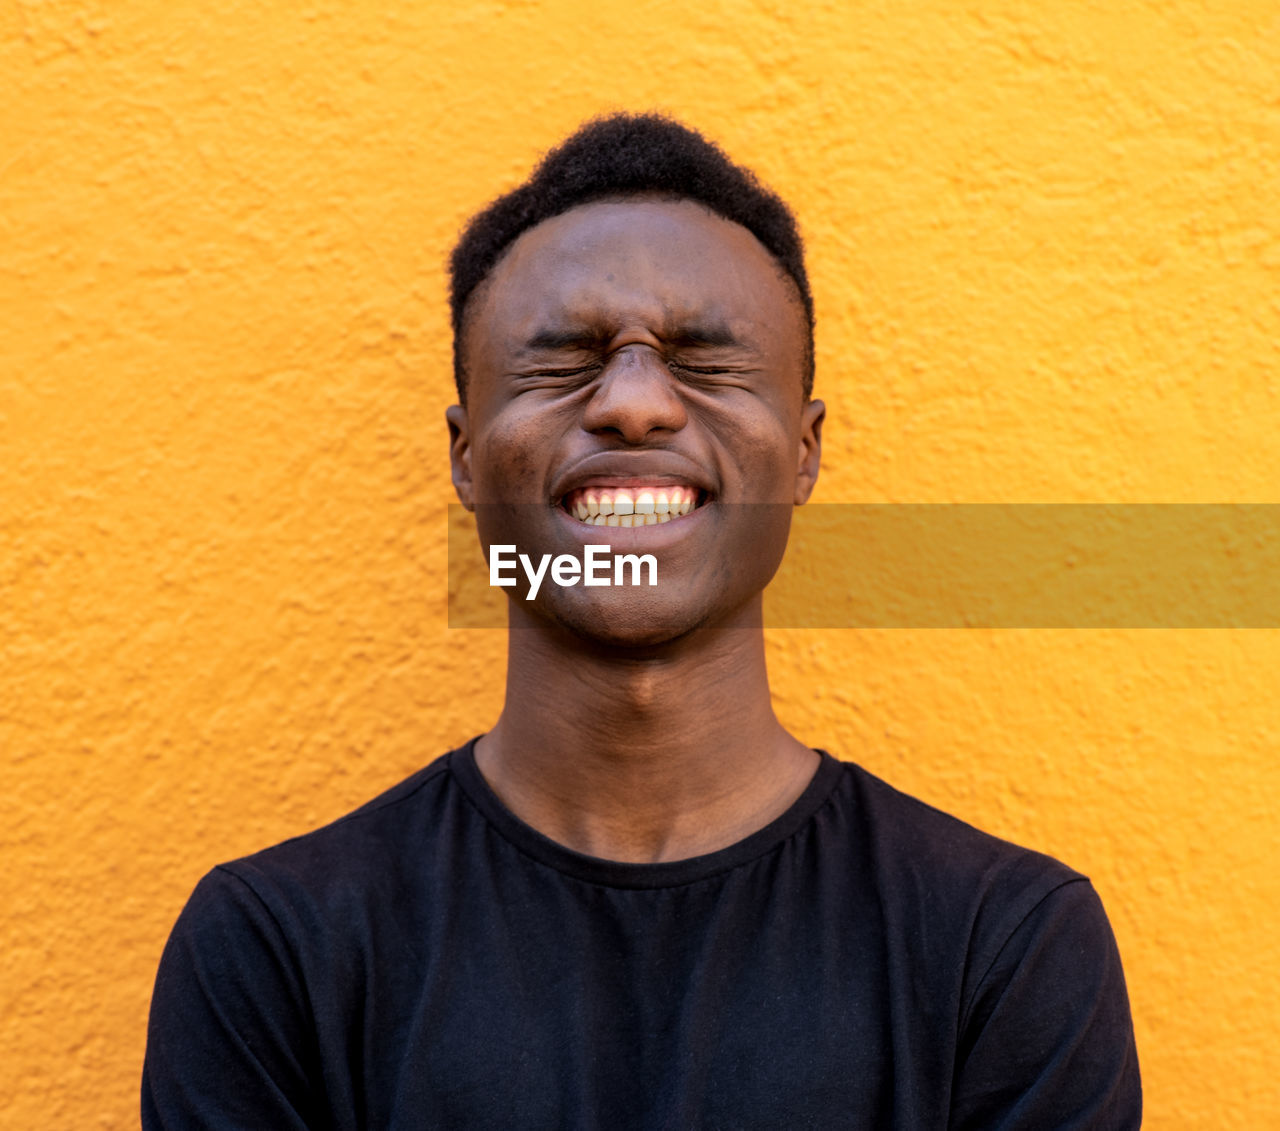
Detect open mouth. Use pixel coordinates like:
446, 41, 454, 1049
561, 485, 708, 528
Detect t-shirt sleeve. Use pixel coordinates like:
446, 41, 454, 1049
950, 878, 1141, 1130
141, 866, 324, 1130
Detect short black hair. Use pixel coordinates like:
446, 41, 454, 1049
448, 112, 815, 401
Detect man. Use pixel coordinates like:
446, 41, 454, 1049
144, 114, 1141, 1127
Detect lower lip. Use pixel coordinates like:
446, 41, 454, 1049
553, 501, 712, 548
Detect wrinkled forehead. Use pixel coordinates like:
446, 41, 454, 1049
466, 197, 803, 354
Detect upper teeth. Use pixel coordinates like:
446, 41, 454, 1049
564, 485, 699, 527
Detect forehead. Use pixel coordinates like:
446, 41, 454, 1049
467, 197, 802, 349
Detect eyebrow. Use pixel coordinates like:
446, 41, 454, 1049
521, 320, 743, 353
666, 322, 741, 350
523, 327, 609, 352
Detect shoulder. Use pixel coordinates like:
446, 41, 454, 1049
819, 757, 1103, 995
819, 757, 1140, 1125
226, 747, 459, 882
827, 756, 1084, 904
182, 745, 474, 957
143, 752, 472, 1127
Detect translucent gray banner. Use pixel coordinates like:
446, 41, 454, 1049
448, 504, 1280, 628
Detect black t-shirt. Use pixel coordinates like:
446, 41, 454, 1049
143, 741, 1140, 1129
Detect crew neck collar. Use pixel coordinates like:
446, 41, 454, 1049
448, 737, 844, 890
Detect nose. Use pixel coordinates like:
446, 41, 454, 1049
580, 344, 688, 443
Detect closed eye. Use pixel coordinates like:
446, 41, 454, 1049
529, 366, 598, 377
668, 361, 753, 384
512, 364, 604, 388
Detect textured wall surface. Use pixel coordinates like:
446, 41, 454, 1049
3, 1, 1278, 1126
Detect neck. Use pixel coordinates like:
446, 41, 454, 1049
475, 601, 818, 863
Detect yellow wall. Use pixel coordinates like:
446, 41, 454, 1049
3, 1, 1277, 1125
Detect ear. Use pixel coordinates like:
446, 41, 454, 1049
445, 404, 475, 511
793, 398, 824, 505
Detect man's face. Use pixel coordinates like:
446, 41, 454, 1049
447, 196, 823, 647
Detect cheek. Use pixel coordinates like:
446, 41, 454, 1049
470, 406, 565, 502
704, 403, 802, 501
474, 437, 540, 499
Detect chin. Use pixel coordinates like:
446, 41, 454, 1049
532, 590, 727, 651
